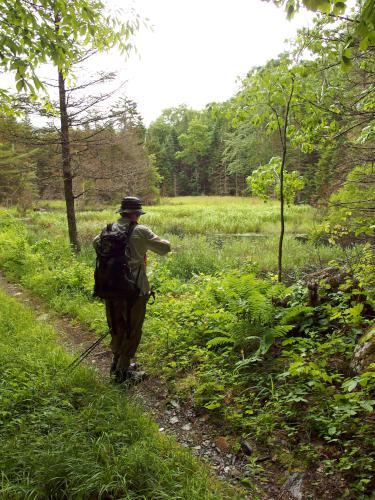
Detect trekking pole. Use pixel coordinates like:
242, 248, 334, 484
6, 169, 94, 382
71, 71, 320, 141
66, 331, 110, 372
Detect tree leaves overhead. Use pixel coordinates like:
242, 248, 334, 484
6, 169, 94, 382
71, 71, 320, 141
0, 0, 139, 110
267, 0, 375, 66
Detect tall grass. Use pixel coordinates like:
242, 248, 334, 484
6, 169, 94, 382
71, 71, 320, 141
0, 290, 240, 499
33, 196, 321, 236
26, 197, 351, 279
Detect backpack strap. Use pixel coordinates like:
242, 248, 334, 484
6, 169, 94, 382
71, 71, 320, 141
126, 221, 137, 239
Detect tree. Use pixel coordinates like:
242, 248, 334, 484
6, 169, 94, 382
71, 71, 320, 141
233, 56, 298, 281
268, 0, 375, 63
146, 106, 197, 196
247, 156, 305, 205
0, 141, 38, 209
0, 0, 139, 252
0, 1, 139, 111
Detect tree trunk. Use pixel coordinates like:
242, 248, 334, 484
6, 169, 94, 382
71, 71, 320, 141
173, 172, 177, 197
58, 69, 80, 253
278, 148, 286, 283
277, 76, 295, 283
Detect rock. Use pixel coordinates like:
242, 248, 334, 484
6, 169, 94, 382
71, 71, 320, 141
351, 326, 375, 373
193, 445, 201, 450
230, 467, 242, 478
199, 413, 210, 422
240, 439, 253, 456
282, 472, 305, 500
169, 416, 179, 424
215, 436, 231, 453
182, 423, 192, 431
169, 399, 180, 409
158, 427, 165, 432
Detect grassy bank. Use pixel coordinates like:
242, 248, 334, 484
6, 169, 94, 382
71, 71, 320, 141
0, 289, 238, 499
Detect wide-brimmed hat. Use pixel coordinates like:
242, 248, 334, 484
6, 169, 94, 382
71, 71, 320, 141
117, 196, 146, 215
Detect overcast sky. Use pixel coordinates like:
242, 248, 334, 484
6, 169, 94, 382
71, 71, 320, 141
89, 0, 314, 125
2, 0, 315, 126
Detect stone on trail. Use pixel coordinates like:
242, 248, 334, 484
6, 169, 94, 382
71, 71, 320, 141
182, 423, 192, 431
240, 439, 253, 456
214, 436, 231, 453
282, 472, 305, 500
169, 416, 179, 424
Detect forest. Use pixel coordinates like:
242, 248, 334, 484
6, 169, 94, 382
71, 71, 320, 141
0, 0, 374, 499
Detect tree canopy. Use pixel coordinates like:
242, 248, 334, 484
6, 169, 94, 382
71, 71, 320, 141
0, 0, 139, 112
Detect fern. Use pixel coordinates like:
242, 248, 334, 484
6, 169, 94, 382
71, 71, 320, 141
206, 336, 235, 349
280, 304, 314, 325
236, 325, 293, 370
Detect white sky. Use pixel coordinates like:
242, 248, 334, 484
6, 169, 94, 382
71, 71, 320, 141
2, 0, 315, 126
82, 0, 315, 125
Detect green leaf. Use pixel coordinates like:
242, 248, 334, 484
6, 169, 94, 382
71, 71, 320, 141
205, 402, 221, 410
342, 378, 358, 392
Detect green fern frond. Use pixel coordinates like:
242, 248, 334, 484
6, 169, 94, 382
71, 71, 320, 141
206, 336, 235, 348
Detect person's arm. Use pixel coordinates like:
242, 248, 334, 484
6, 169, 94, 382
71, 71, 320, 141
140, 226, 171, 255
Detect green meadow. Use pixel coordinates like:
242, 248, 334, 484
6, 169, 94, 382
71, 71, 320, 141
33, 196, 354, 279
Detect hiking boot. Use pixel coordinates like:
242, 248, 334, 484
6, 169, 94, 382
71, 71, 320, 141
112, 368, 129, 384
126, 369, 148, 384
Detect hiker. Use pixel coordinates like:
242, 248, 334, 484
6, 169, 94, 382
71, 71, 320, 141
93, 196, 171, 383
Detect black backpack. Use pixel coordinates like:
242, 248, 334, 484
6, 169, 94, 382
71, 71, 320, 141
93, 222, 140, 301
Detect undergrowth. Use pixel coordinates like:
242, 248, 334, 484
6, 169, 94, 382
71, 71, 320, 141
0, 289, 238, 499
0, 207, 374, 497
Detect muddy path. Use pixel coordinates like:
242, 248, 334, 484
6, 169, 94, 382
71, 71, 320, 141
0, 272, 303, 499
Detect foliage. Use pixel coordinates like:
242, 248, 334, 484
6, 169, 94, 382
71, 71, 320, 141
0, 141, 38, 209
0, 204, 374, 495
0, 290, 237, 499
247, 156, 305, 204
272, 0, 375, 63
327, 164, 375, 239
0, 0, 139, 110
144, 4, 374, 219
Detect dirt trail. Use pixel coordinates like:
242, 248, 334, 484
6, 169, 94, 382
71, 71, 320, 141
0, 272, 295, 499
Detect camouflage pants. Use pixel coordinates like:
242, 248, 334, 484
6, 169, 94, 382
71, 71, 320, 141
105, 295, 148, 372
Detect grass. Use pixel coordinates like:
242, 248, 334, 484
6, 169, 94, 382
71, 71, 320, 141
35, 196, 320, 235
28, 196, 354, 278
0, 289, 240, 499
0, 200, 373, 497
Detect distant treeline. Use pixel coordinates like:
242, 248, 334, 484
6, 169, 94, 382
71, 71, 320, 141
0, 99, 160, 208
0, 5, 373, 211
145, 10, 374, 205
